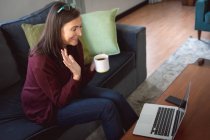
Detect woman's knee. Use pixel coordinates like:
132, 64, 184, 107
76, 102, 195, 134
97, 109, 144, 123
101, 99, 120, 121
106, 91, 124, 102
103, 99, 116, 112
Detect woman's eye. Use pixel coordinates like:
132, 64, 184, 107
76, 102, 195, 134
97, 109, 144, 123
71, 26, 82, 32
71, 27, 77, 32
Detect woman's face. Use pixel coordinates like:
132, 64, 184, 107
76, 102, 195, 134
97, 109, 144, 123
61, 16, 82, 46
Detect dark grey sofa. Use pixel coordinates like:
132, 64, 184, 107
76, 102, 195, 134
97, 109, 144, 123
0, 2, 146, 140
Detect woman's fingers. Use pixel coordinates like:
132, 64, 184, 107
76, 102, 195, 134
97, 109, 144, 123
61, 49, 75, 63
61, 49, 67, 60
60, 48, 81, 80
61, 54, 69, 65
63, 59, 71, 68
64, 48, 68, 57
68, 55, 75, 63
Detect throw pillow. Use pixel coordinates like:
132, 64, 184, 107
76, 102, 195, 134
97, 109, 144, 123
21, 23, 44, 48
80, 8, 120, 56
21, 23, 92, 64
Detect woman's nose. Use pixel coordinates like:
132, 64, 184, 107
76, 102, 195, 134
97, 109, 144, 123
76, 28, 82, 36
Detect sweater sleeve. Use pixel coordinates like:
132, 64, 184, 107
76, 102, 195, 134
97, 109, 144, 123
30, 56, 80, 108
81, 64, 95, 86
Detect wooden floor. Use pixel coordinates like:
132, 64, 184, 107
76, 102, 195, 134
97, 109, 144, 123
117, 0, 210, 76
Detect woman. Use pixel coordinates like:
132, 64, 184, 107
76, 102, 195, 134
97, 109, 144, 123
21, 2, 138, 140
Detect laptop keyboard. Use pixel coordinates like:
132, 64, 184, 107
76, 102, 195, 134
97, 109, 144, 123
172, 109, 184, 136
151, 107, 175, 136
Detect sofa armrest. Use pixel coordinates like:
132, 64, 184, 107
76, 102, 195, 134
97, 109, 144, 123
116, 23, 147, 85
195, 0, 209, 29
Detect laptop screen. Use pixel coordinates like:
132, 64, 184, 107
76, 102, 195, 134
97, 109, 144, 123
178, 81, 191, 109
172, 81, 191, 138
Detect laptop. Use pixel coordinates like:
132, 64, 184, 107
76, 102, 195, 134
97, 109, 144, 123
133, 82, 191, 140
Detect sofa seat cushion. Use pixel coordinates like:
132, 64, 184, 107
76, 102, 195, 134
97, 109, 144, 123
89, 51, 135, 88
0, 81, 25, 120
0, 118, 43, 140
0, 81, 43, 140
0, 118, 67, 140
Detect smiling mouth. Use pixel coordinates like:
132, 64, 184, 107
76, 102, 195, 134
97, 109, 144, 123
72, 39, 78, 43
71, 36, 79, 41
70, 38, 79, 45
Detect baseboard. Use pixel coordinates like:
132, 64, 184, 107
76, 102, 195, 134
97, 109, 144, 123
116, 0, 149, 21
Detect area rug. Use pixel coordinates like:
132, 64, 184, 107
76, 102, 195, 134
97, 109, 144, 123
86, 37, 210, 140
127, 37, 210, 115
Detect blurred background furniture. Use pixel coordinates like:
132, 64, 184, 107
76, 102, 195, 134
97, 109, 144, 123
182, 0, 196, 6
195, 0, 210, 40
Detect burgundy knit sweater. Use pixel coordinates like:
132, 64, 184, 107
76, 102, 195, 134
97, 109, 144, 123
21, 43, 94, 125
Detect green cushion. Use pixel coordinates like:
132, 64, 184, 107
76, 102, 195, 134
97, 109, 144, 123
80, 8, 120, 56
21, 23, 44, 48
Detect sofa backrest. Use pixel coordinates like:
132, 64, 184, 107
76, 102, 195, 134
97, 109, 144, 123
0, 30, 20, 90
0, 2, 56, 79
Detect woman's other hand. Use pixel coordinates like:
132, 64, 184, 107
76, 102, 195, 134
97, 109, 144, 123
61, 48, 81, 80
90, 61, 95, 72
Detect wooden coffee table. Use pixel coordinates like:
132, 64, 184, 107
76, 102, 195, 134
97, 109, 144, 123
121, 58, 210, 140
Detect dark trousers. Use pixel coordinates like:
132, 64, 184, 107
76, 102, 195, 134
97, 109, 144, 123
57, 85, 138, 140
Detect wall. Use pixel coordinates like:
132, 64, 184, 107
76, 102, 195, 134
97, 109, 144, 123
0, 0, 53, 21
0, 0, 146, 21
83, 0, 146, 14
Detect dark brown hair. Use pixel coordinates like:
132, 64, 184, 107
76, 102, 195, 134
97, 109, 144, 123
31, 2, 80, 62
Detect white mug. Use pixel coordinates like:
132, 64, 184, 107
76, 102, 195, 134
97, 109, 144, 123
94, 54, 110, 73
